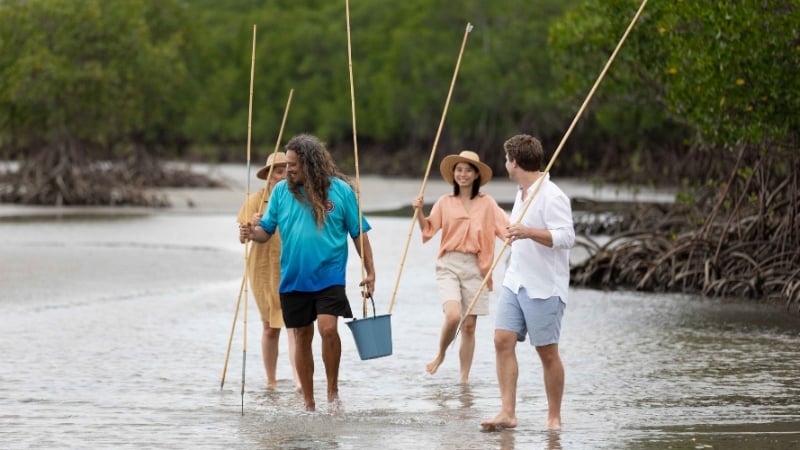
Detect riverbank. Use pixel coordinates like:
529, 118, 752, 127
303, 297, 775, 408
0, 162, 676, 219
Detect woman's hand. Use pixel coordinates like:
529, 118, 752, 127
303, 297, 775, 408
239, 222, 254, 242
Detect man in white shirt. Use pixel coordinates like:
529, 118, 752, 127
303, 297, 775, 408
481, 134, 575, 432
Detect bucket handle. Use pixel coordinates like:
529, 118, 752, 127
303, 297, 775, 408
362, 294, 378, 319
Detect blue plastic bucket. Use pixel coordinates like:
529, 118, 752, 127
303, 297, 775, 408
346, 314, 392, 360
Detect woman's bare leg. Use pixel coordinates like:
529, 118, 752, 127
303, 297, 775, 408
458, 315, 477, 384
262, 321, 281, 389
426, 301, 461, 375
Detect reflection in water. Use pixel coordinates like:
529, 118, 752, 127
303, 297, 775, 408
431, 384, 476, 410
545, 431, 561, 450
0, 215, 799, 449
459, 384, 475, 409
499, 430, 516, 450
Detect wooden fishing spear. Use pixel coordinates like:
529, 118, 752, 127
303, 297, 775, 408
256, 89, 293, 209
220, 26, 259, 393
345, 0, 370, 315
219, 89, 293, 392
240, 23, 257, 415
388, 22, 474, 315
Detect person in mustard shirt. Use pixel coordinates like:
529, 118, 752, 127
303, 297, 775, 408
412, 150, 509, 384
236, 151, 300, 391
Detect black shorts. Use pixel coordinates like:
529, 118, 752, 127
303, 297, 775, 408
280, 285, 353, 328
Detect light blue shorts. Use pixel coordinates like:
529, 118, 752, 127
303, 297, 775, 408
495, 287, 565, 346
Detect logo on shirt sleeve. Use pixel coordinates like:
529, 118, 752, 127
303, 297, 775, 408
325, 200, 335, 213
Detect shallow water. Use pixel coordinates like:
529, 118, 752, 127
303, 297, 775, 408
1, 213, 799, 449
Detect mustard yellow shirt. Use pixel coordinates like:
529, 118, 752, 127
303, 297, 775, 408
237, 189, 283, 326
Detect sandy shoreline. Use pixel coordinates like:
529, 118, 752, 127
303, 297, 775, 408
0, 162, 675, 218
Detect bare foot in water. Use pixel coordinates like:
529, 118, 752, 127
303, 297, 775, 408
303, 402, 315, 412
546, 417, 562, 431
328, 398, 343, 414
480, 414, 517, 432
425, 355, 444, 375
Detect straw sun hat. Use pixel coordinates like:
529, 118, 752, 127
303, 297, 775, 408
439, 150, 493, 186
256, 151, 288, 180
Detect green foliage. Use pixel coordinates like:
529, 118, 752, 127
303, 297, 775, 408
1, 0, 586, 171
0, 0, 191, 155
651, 1, 800, 148
548, 0, 800, 151
179, 0, 580, 167
3, 0, 796, 180
547, 1, 692, 182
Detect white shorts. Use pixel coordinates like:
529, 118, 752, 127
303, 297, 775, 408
435, 251, 490, 316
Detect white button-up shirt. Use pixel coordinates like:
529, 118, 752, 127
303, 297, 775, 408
502, 173, 575, 302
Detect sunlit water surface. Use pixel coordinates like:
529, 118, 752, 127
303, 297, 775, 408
1, 213, 799, 449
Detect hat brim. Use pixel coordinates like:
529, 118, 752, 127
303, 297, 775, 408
256, 163, 287, 180
439, 155, 492, 186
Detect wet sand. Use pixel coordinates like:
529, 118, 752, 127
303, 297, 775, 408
2, 173, 798, 449
0, 163, 675, 222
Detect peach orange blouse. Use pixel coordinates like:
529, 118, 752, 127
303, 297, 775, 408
420, 192, 509, 290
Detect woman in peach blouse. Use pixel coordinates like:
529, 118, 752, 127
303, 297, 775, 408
412, 150, 509, 384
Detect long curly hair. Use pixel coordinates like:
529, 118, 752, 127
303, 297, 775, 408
285, 134, 353, 228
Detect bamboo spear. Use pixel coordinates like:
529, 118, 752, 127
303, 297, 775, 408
344, 0, 368, 316
240, 23, 258, 416
257, 89, 294, 208
220, 272, 246, 390
456, 0, 650, 335
219, 90, 293, 392
388, 22, 474, 314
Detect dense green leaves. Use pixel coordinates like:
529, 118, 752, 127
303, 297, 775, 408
558, 1, 800, 305
2, 0, 797, 186
0, 0, 190, 154
0, 0, 583, 172
549, 0, 800, 151
178, 0, 580, 167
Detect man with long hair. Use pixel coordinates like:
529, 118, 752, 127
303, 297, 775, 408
236, 152, 300, 391
240, 134, 375, 412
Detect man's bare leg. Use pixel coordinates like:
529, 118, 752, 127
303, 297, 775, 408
317, 314, 342, 407
293, 323, 316, 411
426, 300, 460, 375
536, 343, 563, 430
262, 321, 281, 389
481, 329, 519, 431
458, 315, 477, 384
286, 328, 302, 392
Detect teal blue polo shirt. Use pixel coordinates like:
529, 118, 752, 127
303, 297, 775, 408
260, 177, 371, 293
